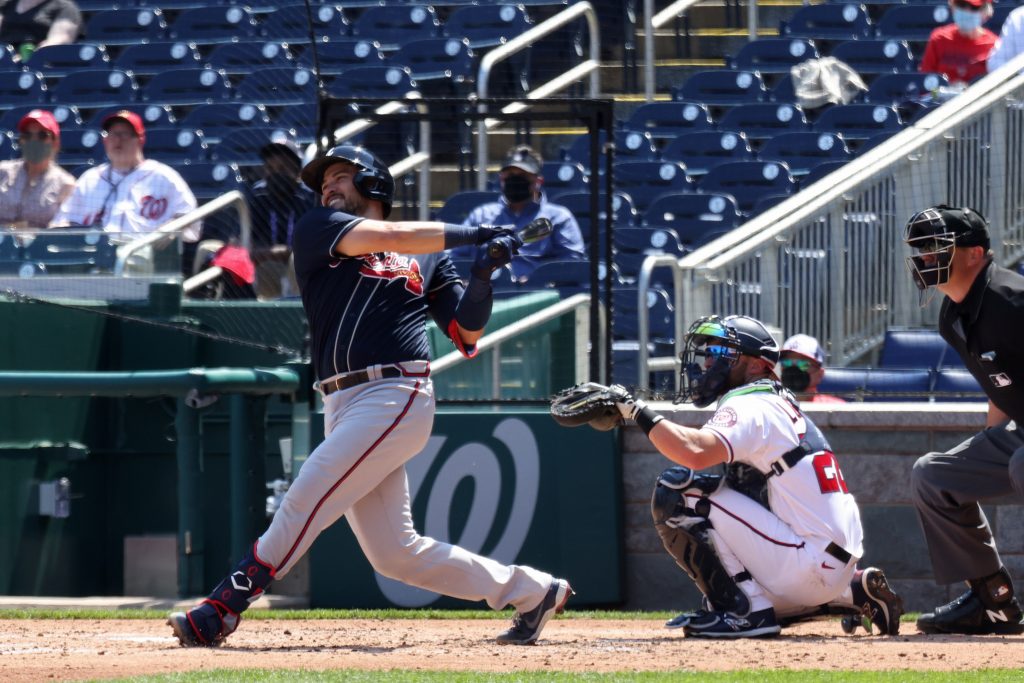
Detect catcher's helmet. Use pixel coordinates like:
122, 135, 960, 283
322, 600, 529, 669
677, 314, 780, 407
904, 205, 989, 291
300, 144, 395, 218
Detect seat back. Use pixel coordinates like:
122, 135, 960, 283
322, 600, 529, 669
613, 161, 694, 212
876, 4, 951, 41
24, 230, 117, 272
563, 130, 657, 173
443, 3, 531, 49
623, 101, 715, 141
114, 41, 203, 76
182, 103, 271, 143
0, 71, 47, 111
540, 161, 588, 199
556, 191, 637, 235
236, 67, 319, 105
176, 162, 244, 200
26, 44, 110, 76
831, 39, 914, 74
260, 4, 350, 43
50, 69, 139, 108
389, 37, 475, 87
298, 39, 384, 74
817, 367, 868, 400
349, 5, 440, 50
141, 127, 208, 164
717, 103, 808, 140
0, 232, 22, 261
674, 69, 766, 106
207, 42, 295, 75
863, 368, 933, 402
644, 191, 739, 227
799, 159, 850, 189
58, 129, 105, 165
88, 103, 176, 130
661, 131, 754, 175
879, 328, 951, 368
758, 132, 851, 175
0, 133, 15, 162
211, 126, 294, 167
730, 38, 819, 73
434, 190, 499, 223
932, 368, 985, 402
167, 6, 258, 44
86, 8, 168, 45
868, 72, 948, 105
780, 4, 873, 40
697, 161, 795, 215
612, 286, 675, 340
526, 258, 620, 291
0, 104, 82, 132
325, 65, 417, 99
813, 104, 903, 139
143, 67, 232, 105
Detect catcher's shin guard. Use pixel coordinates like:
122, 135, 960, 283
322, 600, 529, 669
652, 467, 751, 616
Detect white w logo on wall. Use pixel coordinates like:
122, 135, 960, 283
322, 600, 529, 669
375, 418, 541, 607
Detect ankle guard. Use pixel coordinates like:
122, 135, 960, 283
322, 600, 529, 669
186, 600, 241, 645
970, 567, 1016, 608
207, 542, 277, 617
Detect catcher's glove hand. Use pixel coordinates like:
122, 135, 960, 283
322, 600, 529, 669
549, 382, 624, 431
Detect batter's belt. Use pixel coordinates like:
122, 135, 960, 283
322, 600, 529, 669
315, 361, 430, 396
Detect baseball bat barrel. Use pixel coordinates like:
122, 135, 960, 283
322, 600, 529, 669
488, 217, 553, 258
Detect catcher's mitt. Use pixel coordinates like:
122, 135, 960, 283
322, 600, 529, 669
550, 382, 622, 431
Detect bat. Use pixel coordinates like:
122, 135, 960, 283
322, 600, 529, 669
488, 217, 553, 258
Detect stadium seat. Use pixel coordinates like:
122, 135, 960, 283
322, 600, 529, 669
181, 103, 271, 143
526, 259, 622, 293
0, 133, 15, 161
114, 42, 204, 77
556, 191, 637, 237
813, 104, 903, 139
325, 65, 418, 99
612, 160, 694, 213
779, 4, 873, 41
0, 104, 82, 132
831, 40, 915, 75
207, 42, 295, 75
167, 6, 258, 45
697, 161, 796, 215
878, 328, 954, 368
0, 230, 21, 260
758, 132, 851, 176
673, 70, 766, 107
987, 4, 1016, 34
142, 68, 232, 105
176, 162, 245, 200
729, 38, 819, 74
88, 104, 176, 130
717, 103, 808, 141
769, 75, 797, 103
140, 127, 209, 164
349, 5, 441, 51
613, 226, 688, 284
856, 131, 899, 156
49, 69, 139, 108
876, 4, 951, 42
539, 160, 588, 199
660, 131, 755, 176
612, 286, 676, 341
23, 230, 117, 273
867, 72, 948, 105
442, 3, 531, 49
863, 368, 933, 402
26, 44, 110, 77
562, 130, 658, 173
259, 4, 350, 44
749, 193, 793, 217
817, 367, 868, 401
799, 159, 850, 189
57, 129, 105, 166
0, 71, 47, 111
210, 126, 294, 167
85, 9, 168, 46
70, 163, 95, 178
235, 67, 319, 106
388, 37, 475, 94
434, 190, 500, 223
622, 101, 715, 141
642, 192, 740, 248
0, 44, 16, 71
270, 107, 318, 144
932, 368, 985, 401
296, 39, 385, 75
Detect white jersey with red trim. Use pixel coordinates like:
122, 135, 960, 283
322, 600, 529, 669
52, 159, 199, 242
702, 380, 864, 559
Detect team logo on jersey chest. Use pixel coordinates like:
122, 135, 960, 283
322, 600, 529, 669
358, 253, 424, 295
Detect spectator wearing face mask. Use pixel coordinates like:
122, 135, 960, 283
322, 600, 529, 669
0, 109, 74, 229
780, 334, 846, 404
456, 145, 584, 282
919, 0, 998, 86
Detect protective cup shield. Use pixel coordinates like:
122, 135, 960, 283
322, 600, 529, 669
677, 315, 780, 407
904, 207, 956, 291
301, 144, 395, 218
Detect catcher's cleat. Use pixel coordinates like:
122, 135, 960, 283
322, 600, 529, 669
682, 607, 781, 639
495, 579, 573, 645
917, 592, 1024, 635
850, 567, 904, 635
167, 601, 239, 647
666, 596, 713, 629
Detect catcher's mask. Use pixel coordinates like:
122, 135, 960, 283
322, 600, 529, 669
904, 205, 990, 304
677, 315, 780, 407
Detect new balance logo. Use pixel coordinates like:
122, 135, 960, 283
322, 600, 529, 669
986, 609, 1010, 623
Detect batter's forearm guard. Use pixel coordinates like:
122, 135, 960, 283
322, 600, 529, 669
454, 275, 493, 332
443, 224, 480, 250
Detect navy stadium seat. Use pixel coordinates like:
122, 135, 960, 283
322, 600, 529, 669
207, 42, 295, 76
613, 160, 694, 212
26, 44, 109, 76
388, 37, 475, 93
49, 69, 139, 108
879, 328, 954, 368
758, 132, 851, 176
780, 4, 873, 41
325, 65, 417, 99
0, 72, 47, 111
259, 4, 349, 44
748, 192, 792, 217
817, 367, 868, 400
349, 5, 441, 51
867, 72, 948, 105
114, 42, 203, 76
181, 103, 271, 143
70, 164, 94, 178
526, 259, 621, 292
0, 44, 16, 70
177, 162, 244, 200
24, 230, 117, 273
140, 127, 208, 164
0, 230, 21, 259
932, 368, 985, 401
673, 70, 766, 107
856, 131, 900, 156
88, 104, 176, 130
442, 3, 531, 49
167, 6, 258, 44
211, 127, 293, 167
729, 38, 819, 74
769, 75, 797, 103
235, 67, 319, 106
697, 161, 796, 215
661, 131, 754, 175
864, 368, 933, 402
831, 40, 915, 75
642, 192, 739, 248
613, 226, 688, 283
85, 9, 168, 46
799, 159, 850, 188
717, 103, 808, 141
270, 107, 317, 143
876, 4, 951, 42
297, 39, 385, 75
562, 130, 657, 173
622, 101, 715, 141
0, 133, 15, 162
539, 160, 588, 199
57, 129, 104, 165
434, 190, 499, 223
143, 68, 232, 105
813, 104, 903, 139
987, 4, 1016, 34
612, 286, 676, 341
556, 191, 637, 237
0, 104, 82, 132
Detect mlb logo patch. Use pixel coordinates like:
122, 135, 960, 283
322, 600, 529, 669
990, 373, 1013, 388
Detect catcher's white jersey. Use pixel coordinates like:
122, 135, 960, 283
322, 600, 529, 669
53, 159, 199, 242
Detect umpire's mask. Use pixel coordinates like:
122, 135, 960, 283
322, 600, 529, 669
904, 205, 990, 305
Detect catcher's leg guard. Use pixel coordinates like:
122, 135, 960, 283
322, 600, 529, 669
168, 543, 276, 647
652, 466, 751, 616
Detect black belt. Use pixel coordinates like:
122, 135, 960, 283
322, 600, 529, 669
320, 366, 406, 396
825, 541, 852, 564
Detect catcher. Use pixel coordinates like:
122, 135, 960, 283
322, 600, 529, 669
552, 314, 904, 638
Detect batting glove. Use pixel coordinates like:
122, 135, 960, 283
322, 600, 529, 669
476, 224, 517, 244
471, 234, 523, 280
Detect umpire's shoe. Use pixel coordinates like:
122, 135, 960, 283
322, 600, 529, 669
495, 579, 573, 645
167, 600, 240, 647
850, 567, 904, 635
681, 607, 781, 638
917, 568, 1024, 635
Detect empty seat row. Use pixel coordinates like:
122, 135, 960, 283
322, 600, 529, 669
728, 37, 917, 75
818, 366, 985, 401
781, 3, 1014, 42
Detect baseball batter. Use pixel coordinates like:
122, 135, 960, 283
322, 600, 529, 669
566, 315, 904, 638
167, 144, 571, 648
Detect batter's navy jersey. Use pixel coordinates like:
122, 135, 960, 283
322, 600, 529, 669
292, 207, 465, 379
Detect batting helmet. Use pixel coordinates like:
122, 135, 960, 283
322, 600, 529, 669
677, 314, 780, 407
904, 205, 990, 291
301, 144, 395, 218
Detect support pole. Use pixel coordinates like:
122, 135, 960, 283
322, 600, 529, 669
175, 398, 204, 598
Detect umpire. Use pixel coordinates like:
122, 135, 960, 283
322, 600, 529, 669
905, 205, 1024, 635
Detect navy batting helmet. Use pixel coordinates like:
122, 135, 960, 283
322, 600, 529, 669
301, 144, 395, 218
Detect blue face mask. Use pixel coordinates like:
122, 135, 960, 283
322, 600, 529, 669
953, 7, 983, 33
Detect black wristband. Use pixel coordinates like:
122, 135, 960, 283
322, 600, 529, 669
443, 224, 479, 250
635, 407, 664, 436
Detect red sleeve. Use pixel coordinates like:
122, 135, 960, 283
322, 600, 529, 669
919, 34, 940, 74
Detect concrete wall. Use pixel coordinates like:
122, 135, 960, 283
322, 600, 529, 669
620, 402, 1019, 614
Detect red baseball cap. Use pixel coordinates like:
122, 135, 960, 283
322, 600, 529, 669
959, 0, 990, 7
18, 109, 61, 140
101, 109, 146, 138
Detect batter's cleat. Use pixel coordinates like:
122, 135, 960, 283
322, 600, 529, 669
495, 579, 574, 645
917, 591, 1024, 635
850, 567, 904, 636
167, 600, 240, 647
682, 607, 781, 639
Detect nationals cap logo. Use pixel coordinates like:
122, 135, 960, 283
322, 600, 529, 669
708, 406, 738, 428
358, 253, 424, 295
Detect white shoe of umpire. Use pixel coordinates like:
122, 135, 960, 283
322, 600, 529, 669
495, 579, 573, 645
682, 607, 781, 638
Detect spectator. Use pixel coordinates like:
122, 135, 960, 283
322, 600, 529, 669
459, 145, 584, 281
987, 5, 1024, 72
0, 109, 74, 228
0, 0, 82, 59
52, 111, 198, 247
780, 334, 846, 403
919, 0, 998, 85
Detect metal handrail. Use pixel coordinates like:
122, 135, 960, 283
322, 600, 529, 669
475, 1, 602, 189
113, 190, 251, 276
636, 255, 685, 389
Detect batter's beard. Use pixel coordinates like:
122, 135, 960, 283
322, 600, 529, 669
326, 194, 366, 216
